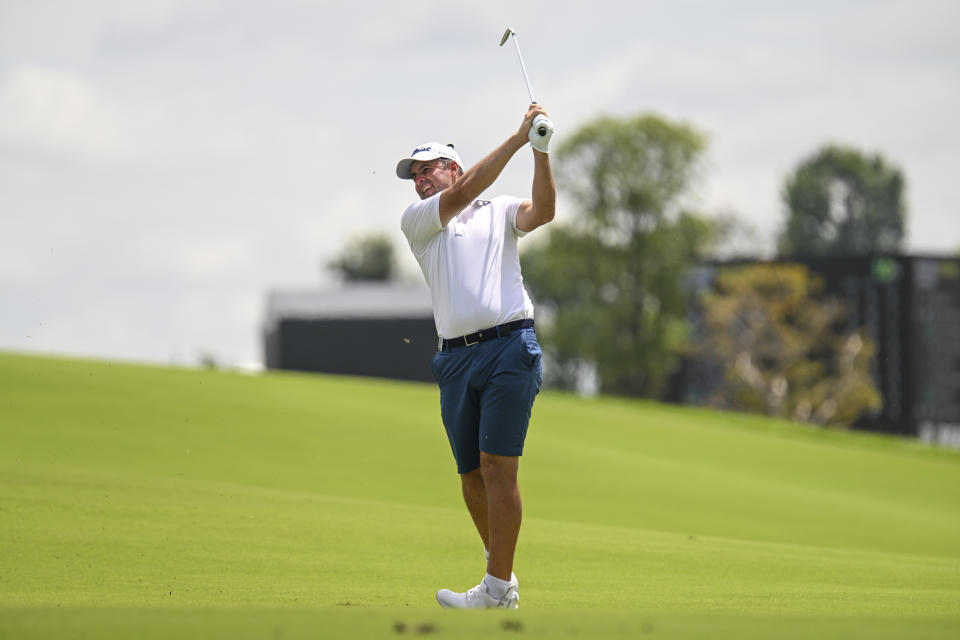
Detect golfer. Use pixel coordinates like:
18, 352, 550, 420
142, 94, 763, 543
397, 104, 556, 609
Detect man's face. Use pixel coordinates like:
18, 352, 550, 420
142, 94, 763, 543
411, 159, 458, 200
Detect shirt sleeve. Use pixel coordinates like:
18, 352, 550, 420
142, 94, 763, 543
400, 194, 443, 257
504, 197, 529, 238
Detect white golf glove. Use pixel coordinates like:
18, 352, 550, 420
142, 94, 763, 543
529, 114, 554, 153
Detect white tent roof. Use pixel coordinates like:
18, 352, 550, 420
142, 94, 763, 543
264, 283, 433, 331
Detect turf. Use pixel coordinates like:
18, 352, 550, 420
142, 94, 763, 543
1, 351, 958, 638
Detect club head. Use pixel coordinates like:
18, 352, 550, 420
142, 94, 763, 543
499, 28, 514, 47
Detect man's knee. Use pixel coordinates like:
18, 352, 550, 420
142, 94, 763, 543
479, 452, 518, 486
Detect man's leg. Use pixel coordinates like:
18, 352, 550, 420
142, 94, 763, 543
437, 453, 521, 609
480, 452, 521, 581
460, 468, 489, 551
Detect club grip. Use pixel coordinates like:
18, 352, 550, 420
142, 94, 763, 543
532, 105, 547, 136
531, 114, 553, 138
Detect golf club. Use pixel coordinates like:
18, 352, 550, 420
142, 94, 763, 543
499, 28, 548, 137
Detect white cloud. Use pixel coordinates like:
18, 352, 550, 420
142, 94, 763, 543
0, 62, 340, 173
0, 66, 142, 162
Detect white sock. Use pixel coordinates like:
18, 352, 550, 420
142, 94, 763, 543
483, 573, 512, 599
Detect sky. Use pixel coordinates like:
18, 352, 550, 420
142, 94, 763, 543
1, 0, 958, 369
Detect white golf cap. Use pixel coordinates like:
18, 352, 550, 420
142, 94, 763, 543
396, 142, 464, 179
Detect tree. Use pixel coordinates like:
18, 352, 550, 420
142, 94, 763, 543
778, 145, 906, 257
520, 113, 719, 398
326, 233, 397, 282
698, 263, 882, 426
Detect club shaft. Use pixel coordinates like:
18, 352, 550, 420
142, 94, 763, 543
510, 34, 537, 104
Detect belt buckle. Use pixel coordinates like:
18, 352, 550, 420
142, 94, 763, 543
463, 333, 479, 347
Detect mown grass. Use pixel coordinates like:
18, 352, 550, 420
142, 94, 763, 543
1, 352, 958, 638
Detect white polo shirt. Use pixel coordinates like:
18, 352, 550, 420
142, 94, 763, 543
401, 193, 536, 339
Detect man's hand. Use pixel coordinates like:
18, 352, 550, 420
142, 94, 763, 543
516, 104, 553, 153
529, 115, 554, 152
515, 104, 550, 150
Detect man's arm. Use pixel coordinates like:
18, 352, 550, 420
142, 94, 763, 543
516, 148, 556, 232
438, 104, 548, 227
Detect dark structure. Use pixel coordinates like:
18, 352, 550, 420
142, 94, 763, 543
264, 284, 437, 383
676, 255, 960, 445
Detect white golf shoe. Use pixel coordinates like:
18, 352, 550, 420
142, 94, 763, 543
436, 576, 519, 609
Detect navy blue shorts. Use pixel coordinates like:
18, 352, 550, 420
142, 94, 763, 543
431, 327, 543, 474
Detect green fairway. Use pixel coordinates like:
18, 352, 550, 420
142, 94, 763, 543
1, 352, 958, 639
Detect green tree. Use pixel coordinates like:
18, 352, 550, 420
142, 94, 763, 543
326, 233, 397, 282
699, 263, 882, 426
521, 113, 718, 398
778, 145, 906, 257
